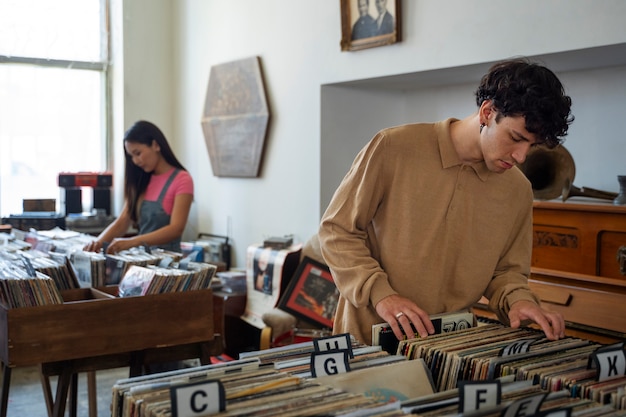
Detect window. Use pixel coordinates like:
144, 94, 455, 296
0, 0, 109, 217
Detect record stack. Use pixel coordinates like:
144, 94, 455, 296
117, 262, 217, 297
239, 338, 364, 366
110, 357, 405, 417
70, 250, 107, 287
240, 339, 405, 379
2, 248, 81, 290
0, 257, 64, 308
395, 321, 626, 413
71, 247, 189, 288
402, 378, 625, 416
103, 248, 166, 286
0, 236, 30, 252
108, 322, 626, 417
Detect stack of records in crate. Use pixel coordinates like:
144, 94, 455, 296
117, 262, 217, 297
0, 256, 64, 308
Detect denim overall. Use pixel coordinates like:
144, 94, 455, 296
138, 168, 181, 252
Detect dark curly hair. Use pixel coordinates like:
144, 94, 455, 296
475, 58, 574, 149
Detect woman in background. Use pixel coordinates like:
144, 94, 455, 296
84, 120, 193, 254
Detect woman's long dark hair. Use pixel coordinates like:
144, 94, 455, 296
123, 120, 187, 225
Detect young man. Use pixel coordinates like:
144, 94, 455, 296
318, 58, 574, 345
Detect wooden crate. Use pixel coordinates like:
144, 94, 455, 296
0, 287, 215, 368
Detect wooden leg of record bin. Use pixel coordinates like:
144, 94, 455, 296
87, 371, 97, 417
0, 363, 11, 417
34, 336, 224, 417
39, 364, 54, 417
51, 367, 73, 417
68, 372, 78, 417
1, 364, 80, 417
39, 364, 79, 417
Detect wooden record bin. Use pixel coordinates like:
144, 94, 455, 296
0, 287, 223, 417
0, 287, 218, 368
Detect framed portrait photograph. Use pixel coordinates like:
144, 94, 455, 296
278, 257, 340, 329
340, 0, 401, 52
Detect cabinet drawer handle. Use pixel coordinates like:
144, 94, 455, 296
618, 246, 626, 276
537, 291, 572, 306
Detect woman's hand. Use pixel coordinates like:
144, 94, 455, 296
83, 240, 104, 252
105, 237, 139, 254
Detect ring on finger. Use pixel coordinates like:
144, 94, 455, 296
395, 312, 405, 319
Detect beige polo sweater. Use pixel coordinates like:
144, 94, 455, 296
318, 119, 539, 345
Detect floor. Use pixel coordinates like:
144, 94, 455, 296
5, 365, 129, 417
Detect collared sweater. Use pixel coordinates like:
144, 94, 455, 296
318, 119, 540, 345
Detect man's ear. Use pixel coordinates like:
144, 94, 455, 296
479, 100, 496, 124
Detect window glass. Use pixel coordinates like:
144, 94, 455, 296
0, 0, 107, 218
0, 64, 104, 215
0, 0, 103, 61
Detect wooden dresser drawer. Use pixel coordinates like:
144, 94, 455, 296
532, 224, 586, 273
599, 231, 626, 279
532, 201, 626, 277
528, 270, 626, 334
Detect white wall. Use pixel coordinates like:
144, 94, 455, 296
110, 0, 176, 220
118, 0, 626, 268
320, 59, 626, 213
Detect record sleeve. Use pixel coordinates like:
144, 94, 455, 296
372, 310, 475, 354
118, 265, 157, 297
313, 358, 435, 403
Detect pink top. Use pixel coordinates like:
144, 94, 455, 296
144, 168, 194, 215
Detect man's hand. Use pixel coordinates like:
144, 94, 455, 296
375, 294, 436, 341
508, 300, 565, 340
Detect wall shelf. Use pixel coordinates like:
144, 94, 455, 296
327, 43, 626, 91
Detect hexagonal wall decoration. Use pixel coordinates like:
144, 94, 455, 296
201, 56, 270, 177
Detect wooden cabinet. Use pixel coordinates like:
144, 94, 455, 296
531, 201, 626, 279
529, 201, 626, 335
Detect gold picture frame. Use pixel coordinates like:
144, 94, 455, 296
340, 0, 401, 52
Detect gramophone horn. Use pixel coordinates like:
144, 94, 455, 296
518, 145, 575, 200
